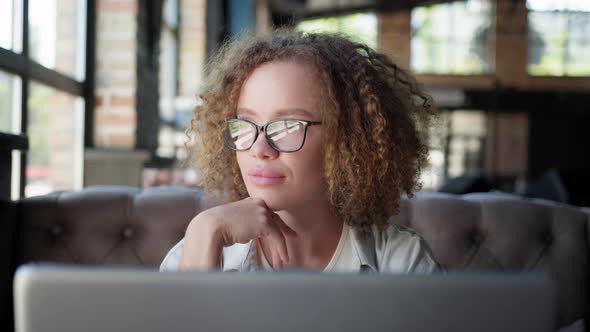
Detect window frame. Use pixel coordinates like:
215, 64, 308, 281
0, 0, 96, 198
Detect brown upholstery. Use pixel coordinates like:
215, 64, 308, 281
2, 186, 589, 331
391, 192, 589, 330
15, 186, 205, 266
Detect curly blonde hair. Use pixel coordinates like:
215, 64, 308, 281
187, 29, 435, 236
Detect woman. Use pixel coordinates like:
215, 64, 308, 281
160, 29, 439, 273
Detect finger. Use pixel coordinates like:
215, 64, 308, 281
270, 249, 284, 270
274, 255, 284, 270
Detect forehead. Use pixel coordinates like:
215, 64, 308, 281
236, 60, 324, 119
237, 107, 314, 118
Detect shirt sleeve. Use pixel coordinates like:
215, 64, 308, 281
159, 239, 185, 272
379, 226, 441, 274
406, 236, 441, 274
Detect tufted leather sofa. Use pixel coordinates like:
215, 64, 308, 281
1, 186, 588, 331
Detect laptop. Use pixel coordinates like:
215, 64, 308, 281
13, 264, 554, 332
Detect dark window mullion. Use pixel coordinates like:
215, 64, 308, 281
0, 47, 27, 74
19, 0, 29, 198
0, 48, 84, 96
29, 61, 84, 96
84, 0, 96, 148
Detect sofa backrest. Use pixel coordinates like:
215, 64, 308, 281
14, 186, 206, 266
7, 187, 590, 330
391, 192, 589, 329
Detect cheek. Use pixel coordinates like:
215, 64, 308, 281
236, 153, 248, 176
292, 141, 325, 182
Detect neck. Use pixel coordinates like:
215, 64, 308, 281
262, 198, 344, 270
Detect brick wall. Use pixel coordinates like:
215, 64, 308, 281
485, 112, 529, 177
179, 0, 206, 97
94, 0, 138, 149
378, 11, 410, 70
92, 0, 206, 149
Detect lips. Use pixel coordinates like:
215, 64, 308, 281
247, 168, 286, 186
248, 168, 284, 178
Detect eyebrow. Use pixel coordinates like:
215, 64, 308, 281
237, 107, 314, 119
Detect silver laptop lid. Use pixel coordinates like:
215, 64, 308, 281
14, 264, 554, 332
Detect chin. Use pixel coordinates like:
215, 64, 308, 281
246, 188, 292, 211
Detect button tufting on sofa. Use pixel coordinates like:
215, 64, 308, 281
50, 224, 64, 237
121, 226, 134, 240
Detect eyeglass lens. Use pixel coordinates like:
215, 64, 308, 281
226, 119, 306, 152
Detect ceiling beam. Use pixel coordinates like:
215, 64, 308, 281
269, 0, 457, 20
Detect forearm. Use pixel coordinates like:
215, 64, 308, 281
179, 218, 224, 271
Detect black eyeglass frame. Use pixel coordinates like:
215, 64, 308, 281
222, 118, 322, 153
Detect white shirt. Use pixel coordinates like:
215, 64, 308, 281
160, 222, 440, 274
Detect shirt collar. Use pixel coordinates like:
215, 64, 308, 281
350, 226, 379, 273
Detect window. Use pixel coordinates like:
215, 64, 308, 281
297, 13, 378, 48
411, 0, 493, 75
26, 82, 84, 196
421, 110, 487, 190
0, 71, 21, 134
0, 0, 22, 51
421, 120, 447, 190
446, 111, 487, 178
29, 0, 86, 80
0, 0, 92, 198
527, 0, 590, 76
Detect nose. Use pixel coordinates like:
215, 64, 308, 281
249, 130, 279, 160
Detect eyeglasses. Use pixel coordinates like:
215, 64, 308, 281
222, 118, 322, 152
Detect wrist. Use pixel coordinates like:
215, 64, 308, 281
192, 212, 226, 247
